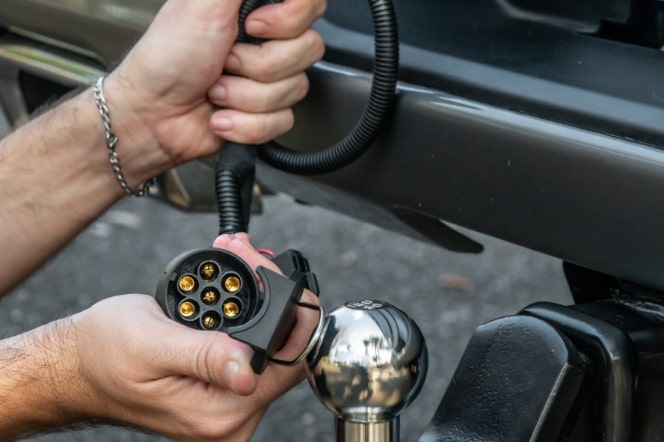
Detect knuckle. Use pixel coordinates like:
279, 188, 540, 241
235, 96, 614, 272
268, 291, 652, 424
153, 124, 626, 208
280, 11, 300, 32
316, 0, 328, 18
212, 233, 234, 249
252, 56, 280, 83
258, 92, 274, 113
247, 118, 272, 143
283, 109, 295, 132
315, 40, 326, 61
246, 110, 294, 143
226, 235, 252, 255
305, 30, 326, 61
295, 73, 310, 100
265, 64, 283, 83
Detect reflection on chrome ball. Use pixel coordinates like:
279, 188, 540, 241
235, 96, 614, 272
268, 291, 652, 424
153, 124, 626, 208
306, 300, 428, 423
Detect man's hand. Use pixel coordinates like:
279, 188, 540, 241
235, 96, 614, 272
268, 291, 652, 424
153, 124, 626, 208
107, 0, 326, 187
0, 0, 325, 295
0, 235, 320, 441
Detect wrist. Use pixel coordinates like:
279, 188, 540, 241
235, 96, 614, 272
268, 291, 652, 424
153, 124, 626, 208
98, 70, 175, 190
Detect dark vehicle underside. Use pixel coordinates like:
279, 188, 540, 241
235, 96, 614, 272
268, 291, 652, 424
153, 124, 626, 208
0, 0, 662, 290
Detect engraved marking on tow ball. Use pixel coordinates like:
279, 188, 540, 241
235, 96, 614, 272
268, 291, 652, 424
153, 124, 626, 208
347, 300, 385, 311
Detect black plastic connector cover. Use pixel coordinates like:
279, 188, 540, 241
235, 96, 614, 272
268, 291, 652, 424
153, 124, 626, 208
155, 247, 314, 373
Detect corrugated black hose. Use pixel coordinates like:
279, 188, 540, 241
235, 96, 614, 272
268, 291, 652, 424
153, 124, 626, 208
215, 143, 257, 234
216, 0, 399, 233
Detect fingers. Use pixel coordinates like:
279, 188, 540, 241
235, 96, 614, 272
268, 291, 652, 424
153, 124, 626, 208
210, 107, 294, 144
207, 4, 325, 144
212, 233, 281, 274
209, 73, 309, 114
209, 58, 313, 143
211, 233, 322, 363
209, 29, 323, 143
209, 235, 323, 408
244, 0, 327, 40
225, 29, 325, 83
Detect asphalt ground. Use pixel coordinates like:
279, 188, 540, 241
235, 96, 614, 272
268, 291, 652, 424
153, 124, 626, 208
0, 191, 573, 441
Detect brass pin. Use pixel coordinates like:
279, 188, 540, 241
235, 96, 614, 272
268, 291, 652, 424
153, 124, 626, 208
201, 289, 219, 305
202, 315, 218, 330
224, 275, 241, 293
178, 275, 196, 293
223, 301, 241, 319
179, 301, 197, 319
200, 262, 218, 280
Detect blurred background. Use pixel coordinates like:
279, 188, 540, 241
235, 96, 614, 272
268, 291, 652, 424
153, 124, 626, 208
0, 184, 572, 441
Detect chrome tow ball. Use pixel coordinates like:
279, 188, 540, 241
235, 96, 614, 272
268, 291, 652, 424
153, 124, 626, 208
306, 300, 428, 442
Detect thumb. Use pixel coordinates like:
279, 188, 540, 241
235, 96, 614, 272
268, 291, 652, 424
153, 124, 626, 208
155, 320, 259, 395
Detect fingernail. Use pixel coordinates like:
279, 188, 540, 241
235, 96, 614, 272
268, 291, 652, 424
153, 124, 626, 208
225, 349, 256, 394
246, 20, 270, 36
209, 84, 227, 102
225, 348, 250, 377
213, 117, 233, 132
225, 360, 240, 380
257, 248, 276, 259
225, 54, 241, 72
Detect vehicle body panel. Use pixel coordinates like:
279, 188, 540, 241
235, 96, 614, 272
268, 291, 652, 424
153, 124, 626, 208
0, 0, 663, 291
0, 0, 160, 63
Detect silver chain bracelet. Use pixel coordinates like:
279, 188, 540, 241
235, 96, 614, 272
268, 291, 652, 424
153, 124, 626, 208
93, 76, 155, 197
